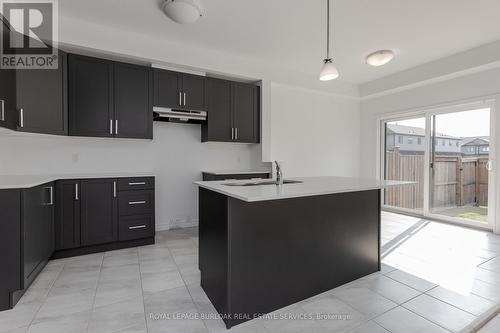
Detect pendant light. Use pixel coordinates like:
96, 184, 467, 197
319, 0, 339, 81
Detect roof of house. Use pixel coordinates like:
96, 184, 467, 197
386, 124, 459, 139
460, 136, 490, 146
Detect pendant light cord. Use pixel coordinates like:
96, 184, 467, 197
326, 0, 330, 59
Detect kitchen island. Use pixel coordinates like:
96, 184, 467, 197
195, 176, 411, 328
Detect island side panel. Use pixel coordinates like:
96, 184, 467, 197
199, 187, 229, 317
227, 189, 381, 327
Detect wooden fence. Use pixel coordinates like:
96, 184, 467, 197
384, 150, 488, 209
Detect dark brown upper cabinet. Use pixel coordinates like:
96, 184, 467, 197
232, 82, 259, 143
114, 62, 153, 139
68, 54, 152, 139
202, 78, 232, 142
16, 51, 68, 135
68, 55, 114, 137
202, 78, 260, 144
0, 68, 17, 130
153, 68, 206, 111
0, 22, 67, 134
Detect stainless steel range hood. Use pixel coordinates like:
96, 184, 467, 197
153, 107, 207, 124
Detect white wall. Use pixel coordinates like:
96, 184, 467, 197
360, 67, 500, 233
0, 124, 263, 230
270, 83, 361, 177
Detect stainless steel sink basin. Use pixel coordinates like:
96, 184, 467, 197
223, 180, 303, 186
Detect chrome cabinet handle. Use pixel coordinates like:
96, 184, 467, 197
19, 108, 24, 127
129, 201, 146, 205
235, 127, 238, 140
115, 119, 118, 135
0, 99, 4, 121
179, 92, 182, 105
45, 186, 54, 205
128, 182, 146, 186
113, 181, 117, 198
231, 127, 234, 140
129, 225, 146, 230
183, 92, 186, 106
110, 119, 113, 134
75, 183, 79, 201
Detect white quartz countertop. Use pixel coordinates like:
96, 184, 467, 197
194, 176, 414, 202
0, 173, 155, 189
202, 170, 271, 175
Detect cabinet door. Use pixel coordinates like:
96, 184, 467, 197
0, 20, 16, 130
55, 181, 81, 250
68, 55, 113, 137
81, 179, 117, 246
23, 183, 54, 285
232, 83, 259, 143
153, 69, 181, 108
114, 62, 153, 139
181, 74, 206, 111
0, 68, 16, 130
0, 189, 21, 310
15, 51, 67, 135
202, 78, 232, 142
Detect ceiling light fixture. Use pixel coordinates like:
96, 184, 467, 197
319, 0, 339, 81
162, 0, 203, 24
365, 50, 395, 67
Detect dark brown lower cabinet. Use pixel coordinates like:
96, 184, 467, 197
22, 183, 55, 288
55, 180, 81, 250
80, 178, 118, 246
54, 176, 155, 257
0, 189, 21, 310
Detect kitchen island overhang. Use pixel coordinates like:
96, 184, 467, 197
195, 177, 412, 328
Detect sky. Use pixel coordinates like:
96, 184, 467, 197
389, 108, 490, 138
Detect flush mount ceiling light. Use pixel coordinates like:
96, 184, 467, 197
162, 0, 203, 24
319, 0, 339, 81
365, 50, 395, 67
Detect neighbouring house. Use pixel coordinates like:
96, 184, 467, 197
385, 124, 462, 155
460, 137, 490, 156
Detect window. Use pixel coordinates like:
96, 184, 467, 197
417, 138, 422, 145
408, 137, 413, 144
398, 136, 403, 144
483, 147, 490, 152
456, 142, 459, 147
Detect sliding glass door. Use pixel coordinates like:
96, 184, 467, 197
429, 109, 491, 225
382, 103, 494, 229
383, 117, 426, 214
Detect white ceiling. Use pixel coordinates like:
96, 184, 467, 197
59, 0, 500, 84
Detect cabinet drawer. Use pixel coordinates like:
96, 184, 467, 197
119, 190, 154, 216
119, 214, 154, 241
118, 177, 154, 191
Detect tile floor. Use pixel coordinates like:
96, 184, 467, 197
1, 211, 500, 332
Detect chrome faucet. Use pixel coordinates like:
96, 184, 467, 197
275, 161, 283, 186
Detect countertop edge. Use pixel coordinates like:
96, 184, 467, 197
0, 173, 156, 190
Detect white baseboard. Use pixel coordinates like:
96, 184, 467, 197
156, 219, 199, 231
